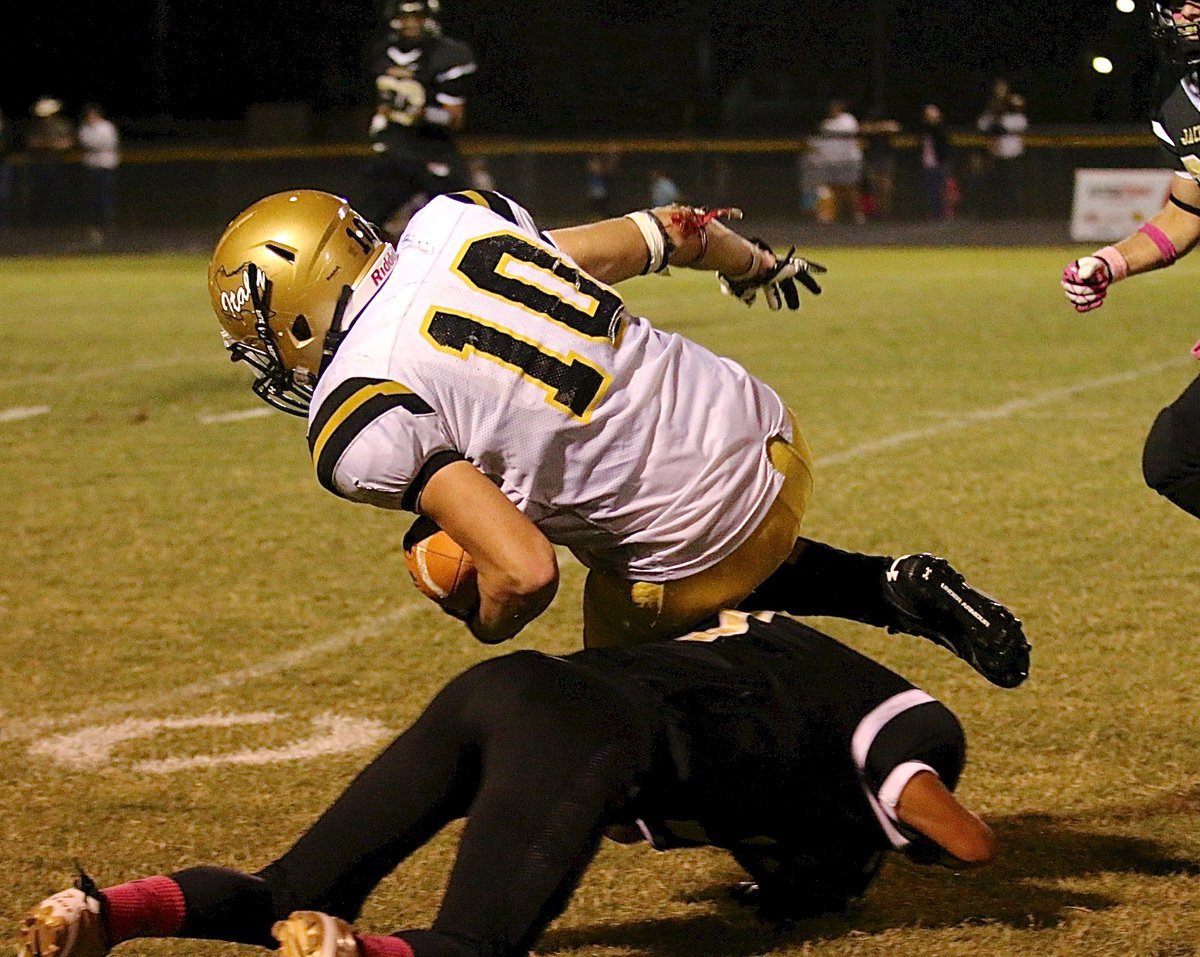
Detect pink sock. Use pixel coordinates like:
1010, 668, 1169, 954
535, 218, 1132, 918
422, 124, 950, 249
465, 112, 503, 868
356, 933, 416, 957
100, 876, 187, 943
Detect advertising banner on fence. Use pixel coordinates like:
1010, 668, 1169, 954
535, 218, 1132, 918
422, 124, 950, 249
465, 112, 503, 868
1070, 168, 1176, 242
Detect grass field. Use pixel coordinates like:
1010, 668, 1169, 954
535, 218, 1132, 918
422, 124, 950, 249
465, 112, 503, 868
3, 245, 1200, 957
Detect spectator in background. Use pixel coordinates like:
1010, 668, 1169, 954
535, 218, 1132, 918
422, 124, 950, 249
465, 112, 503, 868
78, 103, 120, 246
363, 0, 477, 238
806, 99, 864, 225
976, 86, 1028, 219
918, 104, 952, 221
0, 108, 12, 231
24, 96, 73, 226
860, 110, 901, 220
648, 168, 681, 207
585, 147, 621, 219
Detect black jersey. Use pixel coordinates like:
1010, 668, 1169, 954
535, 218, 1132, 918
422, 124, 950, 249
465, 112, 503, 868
571, 611, 966, 868
1153, 77, 1200, 183
369, 31, 476, 150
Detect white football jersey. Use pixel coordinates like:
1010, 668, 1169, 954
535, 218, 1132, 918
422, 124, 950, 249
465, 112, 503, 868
308, 190, 790, 582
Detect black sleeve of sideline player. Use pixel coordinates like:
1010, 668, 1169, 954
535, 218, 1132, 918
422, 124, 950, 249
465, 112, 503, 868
431, 38, 477, 101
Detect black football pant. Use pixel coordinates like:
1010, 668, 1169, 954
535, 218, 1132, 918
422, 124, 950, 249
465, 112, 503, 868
1143, 372, 1200, 519
361, 147, 469, 228
166, 652, 656, 957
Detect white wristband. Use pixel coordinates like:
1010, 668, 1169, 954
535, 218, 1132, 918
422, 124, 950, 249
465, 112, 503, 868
423, 106, 452, 127
625, 210, 668, 274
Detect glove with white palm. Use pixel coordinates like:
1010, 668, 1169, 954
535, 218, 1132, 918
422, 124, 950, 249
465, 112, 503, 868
1062, 256, 1116, 313
719, 240, 827, 310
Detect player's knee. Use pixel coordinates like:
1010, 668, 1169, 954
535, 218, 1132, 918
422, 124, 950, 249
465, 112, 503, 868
1142, 407, 1200, 517
1142, 406, 1182, 494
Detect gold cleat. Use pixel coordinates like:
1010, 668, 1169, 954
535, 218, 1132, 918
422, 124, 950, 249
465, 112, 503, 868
17, 889, 107, 957
272, 911, 359, 957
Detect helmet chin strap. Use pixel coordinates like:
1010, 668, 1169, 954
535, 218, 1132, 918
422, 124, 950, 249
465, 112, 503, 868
319, 284, 356, 376
238, 263, 313, 417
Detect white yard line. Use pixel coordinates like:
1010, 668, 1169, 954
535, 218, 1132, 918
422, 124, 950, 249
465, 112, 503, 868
816, 357, 1192, 467
0, 606, 423, 744
199, 408, 273, 424
0, 405, 50, 423
0, 356, 205, 391
2, 355, 1191, 743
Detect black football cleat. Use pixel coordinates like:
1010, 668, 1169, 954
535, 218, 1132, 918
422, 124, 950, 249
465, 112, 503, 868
882, 554, 1030, 689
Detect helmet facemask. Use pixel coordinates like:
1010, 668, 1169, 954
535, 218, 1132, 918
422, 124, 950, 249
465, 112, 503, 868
1150, 1, 1200, 74
217, 264, 352, 416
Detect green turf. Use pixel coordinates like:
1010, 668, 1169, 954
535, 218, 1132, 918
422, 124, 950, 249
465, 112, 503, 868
2, 247, 1200, 956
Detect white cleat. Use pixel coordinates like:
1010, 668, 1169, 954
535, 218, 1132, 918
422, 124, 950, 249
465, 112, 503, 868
272, 911, 359, 957
17, 888, 108, 957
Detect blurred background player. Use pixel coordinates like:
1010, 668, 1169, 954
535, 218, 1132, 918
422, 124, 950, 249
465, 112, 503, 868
78, 102, 121, 247
362, 0, 477, 238
207, 187, 1029, 687
806, 99, 864, 225
17, 613, 995, 957
1061, 0, 1200, 519
975, 85, 1027, 220
24, 96, 74, 227
918, 104, 952, 222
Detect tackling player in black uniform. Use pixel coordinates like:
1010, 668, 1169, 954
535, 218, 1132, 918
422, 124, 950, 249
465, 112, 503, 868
18, 612, 994, 957
1062, 0, 1200, 518
362, 0, 477, 234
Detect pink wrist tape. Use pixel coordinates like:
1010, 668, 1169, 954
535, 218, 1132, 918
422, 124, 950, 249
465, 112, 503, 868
1137, 223, 1178, 266
1094, 245, 1129, 281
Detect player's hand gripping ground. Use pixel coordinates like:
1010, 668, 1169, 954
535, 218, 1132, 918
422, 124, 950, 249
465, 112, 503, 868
1062, 256, 1114, 313
720, 240, 827, 310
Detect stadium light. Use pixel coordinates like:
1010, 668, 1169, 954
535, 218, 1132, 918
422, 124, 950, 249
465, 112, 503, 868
1115, 0, 1135, 11
1093, 56, 1115, 74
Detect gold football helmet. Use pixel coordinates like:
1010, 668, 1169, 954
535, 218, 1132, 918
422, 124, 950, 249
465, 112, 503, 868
208, 190, 390, 416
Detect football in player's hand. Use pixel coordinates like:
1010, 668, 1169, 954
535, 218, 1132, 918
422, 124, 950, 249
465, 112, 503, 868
404, 523, 478, 620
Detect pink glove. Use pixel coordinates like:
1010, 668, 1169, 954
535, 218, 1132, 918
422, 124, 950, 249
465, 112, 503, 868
1062, 245, 1129, 313
1062, 256, 1114, 313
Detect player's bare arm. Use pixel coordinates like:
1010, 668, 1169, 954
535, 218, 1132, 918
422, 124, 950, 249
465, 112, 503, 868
1110, 175, 1200, 274
1064, 174, 1200, 312
548, 205, 825, 309
895, 769, 996, 868
418, 459, 558, 644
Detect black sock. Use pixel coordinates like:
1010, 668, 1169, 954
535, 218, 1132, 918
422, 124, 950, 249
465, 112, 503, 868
170, 866, 277, 947
740, 539, 894, 626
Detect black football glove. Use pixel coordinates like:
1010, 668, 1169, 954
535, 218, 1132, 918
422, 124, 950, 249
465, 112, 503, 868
719, 240, 826, 310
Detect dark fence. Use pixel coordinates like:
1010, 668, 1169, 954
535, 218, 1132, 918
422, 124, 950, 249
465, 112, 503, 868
1, 128, 1171, 239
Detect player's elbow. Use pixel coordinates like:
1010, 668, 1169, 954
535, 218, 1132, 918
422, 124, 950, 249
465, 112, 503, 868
485, 540, 559, 611
471, 547, 559, 644
510, 541, 559, 605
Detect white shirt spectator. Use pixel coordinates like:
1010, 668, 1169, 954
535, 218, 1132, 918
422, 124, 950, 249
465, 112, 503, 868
977, 108, 1027, 160
79, 112, 120, 170
809, 110, 862, 166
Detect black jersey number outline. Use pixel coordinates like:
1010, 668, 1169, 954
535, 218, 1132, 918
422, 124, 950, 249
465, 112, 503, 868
421, 231, 623, 421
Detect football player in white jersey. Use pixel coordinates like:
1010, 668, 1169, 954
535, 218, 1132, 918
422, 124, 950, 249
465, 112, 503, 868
209, 188, 1029, 687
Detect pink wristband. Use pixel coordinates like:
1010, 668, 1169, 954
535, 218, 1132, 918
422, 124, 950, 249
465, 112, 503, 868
1136, 223, 1178, 266
1094, 245, 1129, 281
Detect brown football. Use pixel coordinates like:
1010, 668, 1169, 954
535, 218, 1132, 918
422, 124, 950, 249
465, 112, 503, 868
404, 529, 479, 617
